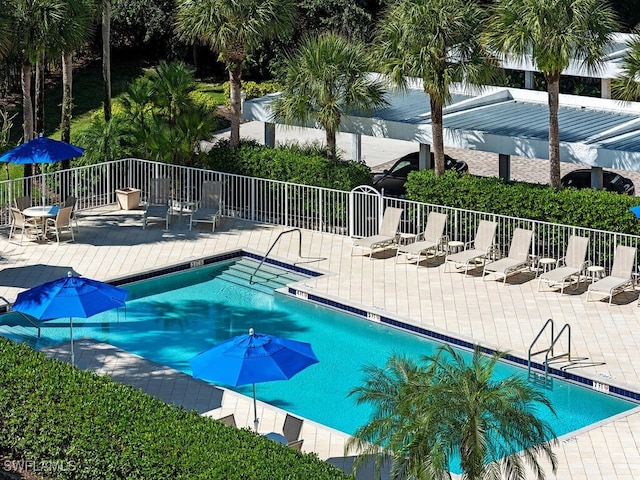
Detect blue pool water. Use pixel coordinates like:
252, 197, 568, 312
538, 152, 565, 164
1, 260, 637, 446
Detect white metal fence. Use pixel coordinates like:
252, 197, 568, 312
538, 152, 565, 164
2, 158, 639, 272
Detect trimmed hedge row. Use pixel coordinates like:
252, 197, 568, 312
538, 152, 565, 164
200, 140, 373, 191
0, 339, 348, 480
406, 170, 640, 235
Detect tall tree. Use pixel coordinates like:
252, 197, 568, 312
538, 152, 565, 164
612, 33, 640, 101
7, 0, 66, 178
102, 0, 111, 123
347, 346, 558, 479
175, 0, 295, 147
374, 0, 496, 176
271, 32, 387, 160
59, 0, 95, 170
485, 0, 618, 188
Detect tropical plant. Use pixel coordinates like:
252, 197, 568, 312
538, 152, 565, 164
58, 0, 96, 168
5, 0, 67, 178
114, 62, 217, 166
485, 0, 618, 188
612, 32, 640, 101
174, 0, 295, 147
271, 32, 387, 160
347, 346, 558, 480
374, 0, 496, 176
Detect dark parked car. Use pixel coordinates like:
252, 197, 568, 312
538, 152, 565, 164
372, 151, 468, 196
560, 169, 635, 195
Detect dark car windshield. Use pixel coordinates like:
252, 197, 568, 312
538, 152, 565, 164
389, 160, 414, 176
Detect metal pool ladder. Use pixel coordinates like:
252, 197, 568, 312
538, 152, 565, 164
528, 318, 571, 388
249, 228, 302, 284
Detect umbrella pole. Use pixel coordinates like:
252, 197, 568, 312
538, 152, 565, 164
70, 317, 74, 367
253, 383, 259, 431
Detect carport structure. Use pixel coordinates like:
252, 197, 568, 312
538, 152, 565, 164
243, 80, 640, 189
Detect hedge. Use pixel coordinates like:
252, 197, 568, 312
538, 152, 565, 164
406, 169, 640, 235
0, 339, 348, 480
200, 140, 372, 191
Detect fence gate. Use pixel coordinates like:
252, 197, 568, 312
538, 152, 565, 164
349, 185, 383, 238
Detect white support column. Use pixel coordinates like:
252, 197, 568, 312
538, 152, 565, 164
498, 154, 511, 181
351, 133, 362, 162
419, 143, 431, 170
525, 71, 535, 90
264, 122, 276, 148
601, 78, 611, 99
591, 166, 604, 190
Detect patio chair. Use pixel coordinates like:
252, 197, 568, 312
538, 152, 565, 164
586, 245, 637, 305
283, 413, 303, 444
351, 207, 403, 259
13, 195, 31, 212
9, 206, 40, 245
537, 236, 589, 294
482, 228, 534, 283
46, 206, 75, 244
444, 220, 497, 276
287, 439, 304, 451
190, 180, 222, 231
142, 178, 170, 230
63, 195, 79, 233
396, 212, 448, 268
218, 414, 236, 428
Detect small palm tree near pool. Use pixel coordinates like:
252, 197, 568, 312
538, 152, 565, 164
271, 32, 388, 160
347, 345, 558, 479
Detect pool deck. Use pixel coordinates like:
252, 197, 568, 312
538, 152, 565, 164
2, 207, 640, 479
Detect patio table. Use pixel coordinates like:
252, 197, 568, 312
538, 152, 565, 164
23, 205, 59, 240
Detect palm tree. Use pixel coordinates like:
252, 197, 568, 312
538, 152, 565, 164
174, 0, 295, 147
347, 346, 558, 480
0, 1, 10, 57
485, 0, 618, 188
271, 32, 388, 160
58, 0, 95, 145
7, 0, 66, 179
612, 33, 640, 101
374, 0, 496, 176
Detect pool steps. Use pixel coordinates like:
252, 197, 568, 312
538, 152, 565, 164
217, 258, 308, 293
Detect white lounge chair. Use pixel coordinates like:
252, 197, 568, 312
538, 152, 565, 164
444, 220, 497, 276
482, 228, 533, 283
143, 178, 170, 230
586, 245, 637, 305
396, 212, 448, 268
537, 236, 589, 294
351, 207, 403, 259
190, 181, 222, 231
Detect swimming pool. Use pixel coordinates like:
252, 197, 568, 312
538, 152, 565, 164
1, 258, 637, 447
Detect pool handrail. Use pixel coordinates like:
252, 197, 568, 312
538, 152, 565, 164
249, 228, 302, 284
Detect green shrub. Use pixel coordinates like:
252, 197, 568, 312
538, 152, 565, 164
406, 170, 640, 235
0, 339, 348, 480
201, 140, 372, 191
222, 81, 283, 103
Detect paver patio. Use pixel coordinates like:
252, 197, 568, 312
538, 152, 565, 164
1, 205, 639, 479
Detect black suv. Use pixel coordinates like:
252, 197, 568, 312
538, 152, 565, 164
560, 169, 635, 195
372, 152, 468, 197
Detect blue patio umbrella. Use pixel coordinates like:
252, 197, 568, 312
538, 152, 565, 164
11, 272, 127, 367
0, 135, 84, 165
190, 328, 319, 430
629, 205, 640, 218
